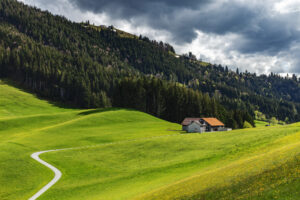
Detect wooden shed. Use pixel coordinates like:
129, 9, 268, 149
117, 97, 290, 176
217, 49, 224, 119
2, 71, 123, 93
181, 117, 227, 133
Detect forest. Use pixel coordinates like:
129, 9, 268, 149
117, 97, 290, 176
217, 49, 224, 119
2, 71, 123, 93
1, 0, 300, 128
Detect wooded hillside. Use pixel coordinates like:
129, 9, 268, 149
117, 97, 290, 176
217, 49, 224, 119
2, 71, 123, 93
1, 0, 300, 127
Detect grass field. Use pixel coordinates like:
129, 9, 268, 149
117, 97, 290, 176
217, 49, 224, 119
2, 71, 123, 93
0, 81, 299, 200
254, 120, 270, 127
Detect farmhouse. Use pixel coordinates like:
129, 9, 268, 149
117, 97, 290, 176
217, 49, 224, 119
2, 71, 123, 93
186, 120, 206, 133
181, 117, 231, 133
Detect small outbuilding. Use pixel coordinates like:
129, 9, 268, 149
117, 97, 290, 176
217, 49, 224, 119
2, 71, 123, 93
181, 117, 230, 133
186, 121, 206, 133
181, 118, 201, 131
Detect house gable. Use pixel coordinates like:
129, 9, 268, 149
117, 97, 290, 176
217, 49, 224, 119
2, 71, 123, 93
181, 118, 201, 126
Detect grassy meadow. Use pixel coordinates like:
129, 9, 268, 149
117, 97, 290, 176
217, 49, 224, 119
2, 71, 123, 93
0, 81, 299, 200
254, 120, 270, 127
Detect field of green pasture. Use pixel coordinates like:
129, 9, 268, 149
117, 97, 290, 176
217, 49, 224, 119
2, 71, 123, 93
0, 81, 299, 200
254, 120, 270, 127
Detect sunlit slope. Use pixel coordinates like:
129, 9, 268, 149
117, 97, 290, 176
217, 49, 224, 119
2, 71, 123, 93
0, 82, 180, 200
0, 81, 76, 118
255, 120, 269, 127
0, 82, 299, 200
39, 124, 300, 200
133, 131, 300, 200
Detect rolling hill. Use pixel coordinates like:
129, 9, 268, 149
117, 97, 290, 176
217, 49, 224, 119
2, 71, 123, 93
0, 0, 300, 126
0, 1, 300, 199
0, 81, 299, 200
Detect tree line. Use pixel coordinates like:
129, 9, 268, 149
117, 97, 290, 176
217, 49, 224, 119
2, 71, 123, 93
0, 21, 253, 128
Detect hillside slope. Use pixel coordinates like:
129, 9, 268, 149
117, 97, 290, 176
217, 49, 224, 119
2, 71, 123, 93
0, 0, 300, 124
0, 82, 179, 199
0, 20, 248, 128
0, 80, 76, 118
0, 82, 299, 200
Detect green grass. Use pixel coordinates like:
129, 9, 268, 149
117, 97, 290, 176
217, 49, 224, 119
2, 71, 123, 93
85, 24, 138, 39
255, 120, 270, 127
0, 80, 76, 118
199, 61, 210, 67
0, 81, 299, 200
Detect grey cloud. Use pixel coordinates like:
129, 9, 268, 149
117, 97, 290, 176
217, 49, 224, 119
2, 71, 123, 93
69, 0, 210, 43
288, 46, 300, 73
70, 0, 209, 15
234, 15, 300, 54
26, 0, 299, 74
70, 0, 300, 55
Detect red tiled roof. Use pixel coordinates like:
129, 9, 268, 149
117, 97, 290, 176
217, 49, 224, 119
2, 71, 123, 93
181, 118, 201, 126
202, 118, 224, 126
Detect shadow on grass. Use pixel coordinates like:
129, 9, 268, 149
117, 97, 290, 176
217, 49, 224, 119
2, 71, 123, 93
77, 108, 121, 115
167, 129, 183, 132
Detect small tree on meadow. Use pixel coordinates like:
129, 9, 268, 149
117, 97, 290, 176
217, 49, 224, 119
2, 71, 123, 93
270, 117, 278, 125
243, 121, 253, 128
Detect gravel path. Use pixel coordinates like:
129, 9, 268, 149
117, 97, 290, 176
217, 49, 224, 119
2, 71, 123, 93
29, 150, 63, 200
28, 133, 179, 199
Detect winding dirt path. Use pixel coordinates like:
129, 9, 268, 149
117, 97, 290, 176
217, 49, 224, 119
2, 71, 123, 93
28, 133, 179, 199
29, 150, 64, 200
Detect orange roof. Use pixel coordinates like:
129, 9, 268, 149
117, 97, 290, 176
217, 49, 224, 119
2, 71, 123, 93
202, 118, 224, 126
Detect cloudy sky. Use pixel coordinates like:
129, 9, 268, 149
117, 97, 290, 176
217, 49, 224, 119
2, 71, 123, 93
19, 0, 300, 75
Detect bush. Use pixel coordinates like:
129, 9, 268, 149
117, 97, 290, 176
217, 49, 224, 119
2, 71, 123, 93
243, 121, 253, 128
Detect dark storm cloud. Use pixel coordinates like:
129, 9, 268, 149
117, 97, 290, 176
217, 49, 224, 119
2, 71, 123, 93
70, 0, 208, 15
234, 15, 300, 55
70, 0, 300, 56
288, 45, 300, 73
19, 0, 300, 74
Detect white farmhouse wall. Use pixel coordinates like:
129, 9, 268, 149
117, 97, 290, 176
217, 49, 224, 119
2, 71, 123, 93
187, 122, 205, 133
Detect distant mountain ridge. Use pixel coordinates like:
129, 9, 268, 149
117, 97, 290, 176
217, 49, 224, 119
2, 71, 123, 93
0, 0, 299, 126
